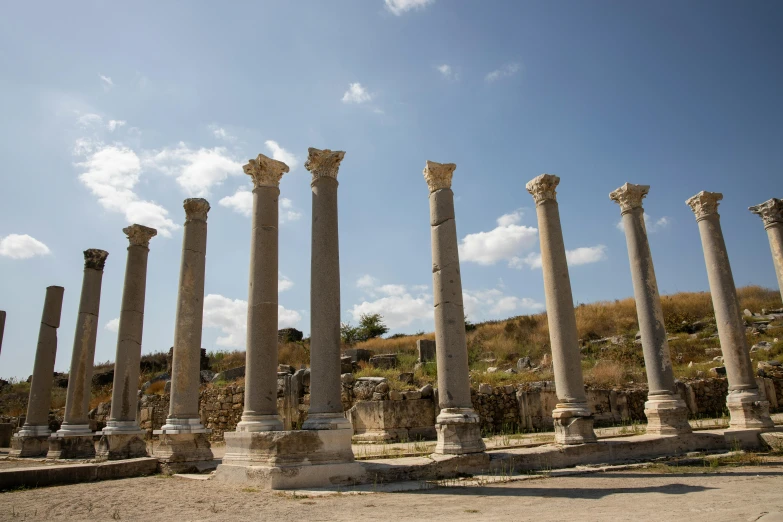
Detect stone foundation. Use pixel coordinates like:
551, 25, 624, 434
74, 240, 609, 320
644, 396, 692, 435
96, 433, 148, 460
46, 434, 96, 459
727, 390, 775, 429
434, 408, 486, 454
552, 405, 597, 445
154, 433, 214, 474
9, 434, 50, 458
349, 399, 436, 442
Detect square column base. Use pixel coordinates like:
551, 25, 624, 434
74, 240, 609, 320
553, 404, 597, 445
644, 396, 692, 435
153, 433, 214, 474
9, 434, 50, 458
96, 432, 148, 460
434, 408, 486, 455
46, 433, 96, 459
727, 390, 774, 429
214, 428, 363, 489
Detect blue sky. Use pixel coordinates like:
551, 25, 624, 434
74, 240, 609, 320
1, 0, 781, 379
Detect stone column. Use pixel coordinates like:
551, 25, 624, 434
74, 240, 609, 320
423, 161, 485, 455
749, 198, 783, 304
0, 310, 5, 357
526, 174, 597, 445
10, 286, 64, 457
610, 183, 691, 435
50, 249, 108, 459
154, 198, 214, 472
97, 225, 157, 460
237, 153, 289, 431
687, 191, 773, 429
301, 147, 352, 432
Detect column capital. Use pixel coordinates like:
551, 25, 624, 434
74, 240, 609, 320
84, 249, 109, 270
609, 183, 649, 214
183, 198, 210, 222
526, 174, 560, 204
243, 153, 289, 189
749, 198, 783, 229
305, 147, 345, 183
123, 224, 157, 248
686, 191, 722, 221
423, 160, 456, 192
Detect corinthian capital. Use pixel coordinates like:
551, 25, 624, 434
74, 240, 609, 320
243, 153, 289, 188
686, 191, 722, 221
526, 174, 560, 204
84, 249, 109, 271
749, 198, 783, 229
123, 224, 158, 248
423, 160, 456, 192
305, 147, 345, 183
184, 198, 210, 222
609, 183, 649, 214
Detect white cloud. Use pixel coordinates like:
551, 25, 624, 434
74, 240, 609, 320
463, 287, 544, 322
514, 245, 608, 270
350, 277, 432, 329
145, 143, 243, 197
0, 234, 51, 259
105, 318, 120, 332
357, 274, 379, 289
280, 197, 302, 222
99, 74, 114, 90
436, 64, 458, 80
279, 273, 294, 292
77, 113, 103, 128
616, 213, 672, 233
265, 140, 299, 171
218, 188, 301, 223
107, 120, 126, 132
210, 125, 236, 142
203, 294, 302, 347
378, 284, 406, 296
385, 0, 434, 15
485, 62, 521, 83
459, 210, 538, 267
77, 145, 179, 237
342, 83, 372, 104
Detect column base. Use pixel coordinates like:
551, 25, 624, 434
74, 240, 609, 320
726, 389, 774, 429
156, 416, 209, 435
644, 395, 692, 435
553, 403, 597, 445
434, 408, 486, 455
301, 411, 352, 431
9, 429, 50, 458
46, 432, 96, 459
215, 428, 362, 489
96, 432, 148, 460
101, 420, 144, 434
153, 432, 214, 474
235, 413, 284, 432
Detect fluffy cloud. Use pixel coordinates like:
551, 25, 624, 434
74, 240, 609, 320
514, 245, 608, 269
145, 143, 243, 197
264, 140, 299, 171
278, 273, 294, 292
77, 145, 179, 236
210, 125, 236, 142
485, 62, 520, 83
616, 213, 671, 233
350, 276, 431, 329
459, 210, 538, 267
99, 74, 114, 90
462, 288, 544, 321
203, 294, 302, 348
357, 274, 379, 289
218, 188, 301, 223
107, 120, 126, 132
0, 234, 51, 259
384, 0, 434, 15
436, 64, 458, 80
342, 83, 372, 104
105, 318, 120, 332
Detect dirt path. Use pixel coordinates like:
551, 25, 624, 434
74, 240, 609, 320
2, 459, 782, 522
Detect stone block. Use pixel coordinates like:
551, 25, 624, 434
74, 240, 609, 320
0, 423, 12, 447
349, 399, 437, 442
96, 433, 147, 460
340, 356, 353, 374
344, 348, 373, 363
9, 434, 49, 458
369, 354, 398, 369
417, 339, 436, 362
212, 365, 246, 383
46, 434, 96, 459
398, 372, 414, 384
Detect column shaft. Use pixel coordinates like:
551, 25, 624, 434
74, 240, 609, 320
0, 310, 6, 357
767, 224, 783, 303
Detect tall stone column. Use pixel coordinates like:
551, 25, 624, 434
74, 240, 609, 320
10, 286, 64, 457
237, 153, 288, 432
0, 310, 6, 357
97, 225, 157, 460
154, 198, 214, 472
610, 183, 691, 435
424, 160, 485, 455
687, 191, 773, 429
526, 174, 597, 445
50, 249, 108, 459
302, 147, 351, 432
749, 198, 783, 304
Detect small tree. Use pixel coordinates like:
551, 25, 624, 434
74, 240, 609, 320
358, 313, 389, 341
340, 322, 360, 346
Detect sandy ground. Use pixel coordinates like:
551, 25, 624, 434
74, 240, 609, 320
1, 459, 782, 522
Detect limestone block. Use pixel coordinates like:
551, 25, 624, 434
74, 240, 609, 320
417, 339, 436, 362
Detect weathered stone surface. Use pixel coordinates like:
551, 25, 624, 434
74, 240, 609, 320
277, 327, 303, 343
517, 357, 532, 370
344, 348, 372, 363
349, 399, 437, 442
212, 366, 246, 382
340, 356, 354, 374
419, 384, 434, 398
398, 372, 414, 384
416, 339, 436, 362
750, 198, 783, 302
369, 354, 398, 369
0, 423, 12, 447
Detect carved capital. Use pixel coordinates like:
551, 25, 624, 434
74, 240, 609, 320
686, 191, 722, 221
749, 198, 783, 229
123, 224, 158, 248
423, 160, 456, 192
526, 174, 560, 204
84, 249, 108, 271
305, 147, 345, 183
243, 153, 289, 188
183, 198, 210, 222
609, 183, 649, 214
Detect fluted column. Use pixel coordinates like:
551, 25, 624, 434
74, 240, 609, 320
526, 174, 596, 445
51, 249, 108, 458
302, 148, 351, 431
237, 153, 289, 432
424, 161, 485, 454
749, 198, 783, 304
10, 286, 64, 457
610, 183, 690, 435
687, 191, 773, 429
